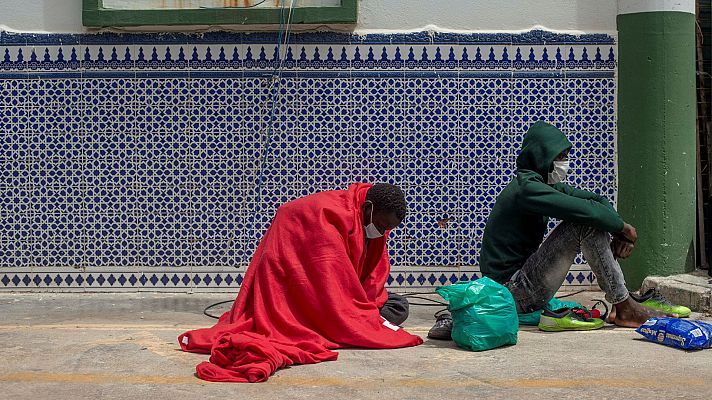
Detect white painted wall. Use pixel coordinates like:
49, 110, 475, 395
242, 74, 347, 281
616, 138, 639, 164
618, 0, 695, 14
358, 0, 617, 33
0, 0, 618, 33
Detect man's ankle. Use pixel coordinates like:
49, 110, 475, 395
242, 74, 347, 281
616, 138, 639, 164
613, 297, 635, 313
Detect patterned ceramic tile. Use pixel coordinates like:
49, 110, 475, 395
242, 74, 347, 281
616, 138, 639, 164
0, 31, 615, 291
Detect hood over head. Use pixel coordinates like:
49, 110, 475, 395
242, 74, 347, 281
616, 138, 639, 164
516, 121, 572, 179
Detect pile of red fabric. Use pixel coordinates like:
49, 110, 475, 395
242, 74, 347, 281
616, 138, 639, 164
178, 183, 423, 382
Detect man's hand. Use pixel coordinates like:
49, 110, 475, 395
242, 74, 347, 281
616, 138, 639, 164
620, 223, 637, 243
611, 223, 637, 259
611, 238, 634, 259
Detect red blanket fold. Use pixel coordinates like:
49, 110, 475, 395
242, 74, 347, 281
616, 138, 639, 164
178, 183, 423, 382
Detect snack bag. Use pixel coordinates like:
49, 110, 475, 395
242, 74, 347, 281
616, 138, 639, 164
636, 317, 712, 350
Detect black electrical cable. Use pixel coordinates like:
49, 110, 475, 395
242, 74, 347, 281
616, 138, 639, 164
407, 301, 449, 306
553, 289, 587, 299
202, 288, 592, 319
400, 292, 448, 306
400, 291, 439, 296
399, 288, 591, 309
203, 300, 235, 319
401, 288, 589, 302
202, 289, 597, 319
201, 295, 447, 319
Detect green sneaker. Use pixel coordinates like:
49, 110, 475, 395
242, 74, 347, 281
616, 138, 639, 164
538, 307, 605, 332
630, 288, 691, 318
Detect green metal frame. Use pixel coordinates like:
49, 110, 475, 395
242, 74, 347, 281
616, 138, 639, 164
82, 0, 357, 27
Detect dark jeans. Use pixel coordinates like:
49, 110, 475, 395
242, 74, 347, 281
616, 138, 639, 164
379, 292, 409, 325
505, 221, 630, 314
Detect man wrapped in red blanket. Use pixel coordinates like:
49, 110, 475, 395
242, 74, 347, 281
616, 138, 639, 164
178, 183, 423, 382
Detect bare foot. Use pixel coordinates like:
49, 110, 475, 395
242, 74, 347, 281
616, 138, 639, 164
606, 308, 616, 324
609, 297, 671, 328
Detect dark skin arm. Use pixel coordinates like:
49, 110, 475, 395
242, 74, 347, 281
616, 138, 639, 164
553, 150, 637, 260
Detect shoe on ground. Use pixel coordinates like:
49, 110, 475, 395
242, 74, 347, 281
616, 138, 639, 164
428, 311, 453, 340
629, 288, 691, 318
538, 307, 604, 332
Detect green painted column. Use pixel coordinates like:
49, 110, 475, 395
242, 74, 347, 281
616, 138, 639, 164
617, 0, 697, 289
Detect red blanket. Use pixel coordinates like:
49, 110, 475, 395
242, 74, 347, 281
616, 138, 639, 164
178, 183, 423, 382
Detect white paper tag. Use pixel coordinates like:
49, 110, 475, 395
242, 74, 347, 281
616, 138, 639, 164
181, 336, 189, 345
382, 319, 400, 331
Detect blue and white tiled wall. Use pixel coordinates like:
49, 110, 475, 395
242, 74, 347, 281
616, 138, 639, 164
0, 30, 615, 291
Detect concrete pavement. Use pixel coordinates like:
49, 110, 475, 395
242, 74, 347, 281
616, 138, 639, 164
1, 291, 711, 400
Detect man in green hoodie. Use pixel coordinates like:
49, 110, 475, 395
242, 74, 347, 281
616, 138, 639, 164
428, 121, 669, 338
482, 120, 671, 328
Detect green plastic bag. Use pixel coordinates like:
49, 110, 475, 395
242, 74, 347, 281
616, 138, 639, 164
436, 278, 518, 351
517, 298, 584, 326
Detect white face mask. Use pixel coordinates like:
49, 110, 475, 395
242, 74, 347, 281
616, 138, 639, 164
547, 160, 570, 184
364, 202, 383, 239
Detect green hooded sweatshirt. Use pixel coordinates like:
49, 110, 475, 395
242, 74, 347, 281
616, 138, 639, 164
479, 121, 625, 284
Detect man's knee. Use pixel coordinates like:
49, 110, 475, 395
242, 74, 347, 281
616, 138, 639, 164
379, 292, 409, 325
559, 221, 608, 242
